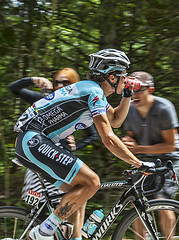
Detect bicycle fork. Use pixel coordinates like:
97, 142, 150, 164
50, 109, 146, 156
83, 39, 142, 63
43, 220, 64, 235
133, 199, 159, 240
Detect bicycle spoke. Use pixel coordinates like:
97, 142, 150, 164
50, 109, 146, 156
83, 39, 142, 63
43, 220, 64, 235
152, 211, 159, 236
13, 217, 18, 238
4, 217, 7, 238
128, 226, 146, 240
166, 215, 179, 240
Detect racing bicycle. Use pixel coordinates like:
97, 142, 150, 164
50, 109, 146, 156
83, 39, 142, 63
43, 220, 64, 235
1, 159, 179, 240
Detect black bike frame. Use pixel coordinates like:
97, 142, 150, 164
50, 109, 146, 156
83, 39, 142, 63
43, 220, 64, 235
21, 178, 136, 240
91, 180, 140, 240
21, 172, 166, 240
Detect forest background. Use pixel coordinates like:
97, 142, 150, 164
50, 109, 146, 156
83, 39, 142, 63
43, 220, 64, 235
0, 0, 179, 237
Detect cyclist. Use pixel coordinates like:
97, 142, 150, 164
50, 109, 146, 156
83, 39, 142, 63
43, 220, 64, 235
122, 71, 179, 239
14, 49, 153, 240
9, 68, 98, 237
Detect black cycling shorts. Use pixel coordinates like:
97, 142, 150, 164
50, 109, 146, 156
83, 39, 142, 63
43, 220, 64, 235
15, 131, 83, 188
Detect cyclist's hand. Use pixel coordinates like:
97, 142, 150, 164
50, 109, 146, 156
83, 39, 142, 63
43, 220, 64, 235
31, 77, 53, 90
138, 161, 155, 175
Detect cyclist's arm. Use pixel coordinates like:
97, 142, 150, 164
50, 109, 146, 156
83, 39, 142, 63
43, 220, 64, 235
76, 124, 99, 150
93, 113, 142, 168
123, 128, 176, 154
8, 77, 43, 104
106, 97, 131, 128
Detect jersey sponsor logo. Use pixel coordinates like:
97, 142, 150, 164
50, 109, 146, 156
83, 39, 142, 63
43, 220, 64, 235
41, 106, 64, 119
36, 106, 68, 125
38, 144, 75, 165
38, 144, 59, 159
75, 123, 87, 130
56, 153, 74, 165
60, 85, 73, 96
45, 223, 53, 230
92, 96, 99, 106
27, 138, 40, 148
45, 92, 55, 100
48, 111, 68, 125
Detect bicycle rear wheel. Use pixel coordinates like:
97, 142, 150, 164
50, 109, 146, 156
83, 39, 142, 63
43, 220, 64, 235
112, 199, 179, 240
0, 206, 40, 240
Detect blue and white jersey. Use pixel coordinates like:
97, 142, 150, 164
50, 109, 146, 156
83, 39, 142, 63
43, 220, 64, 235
14, 80, 111, 143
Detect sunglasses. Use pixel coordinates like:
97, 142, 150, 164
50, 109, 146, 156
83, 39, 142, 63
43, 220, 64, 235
133, 87, 149, 93
55, 80, 70, 86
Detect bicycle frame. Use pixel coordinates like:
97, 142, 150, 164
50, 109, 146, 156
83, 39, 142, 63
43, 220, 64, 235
90, 177, 146, 240
23, 174, 158, 240
18, 175, 136, 240
17, 162, 174, 240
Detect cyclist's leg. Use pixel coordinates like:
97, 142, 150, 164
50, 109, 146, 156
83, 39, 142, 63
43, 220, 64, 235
53, 164, 100, 238
65, 202, 87, 239
15, 131, 100, 238
56, 182, 87, 239
55, 162, 100, 220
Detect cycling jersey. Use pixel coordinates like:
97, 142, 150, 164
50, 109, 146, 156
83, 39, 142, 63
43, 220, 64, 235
15, 80, 110, 187
14, 80, 111, 143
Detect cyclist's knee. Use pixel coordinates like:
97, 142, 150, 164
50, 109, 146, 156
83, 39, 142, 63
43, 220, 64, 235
71, 165, 100, 196
85, 172, 100, 195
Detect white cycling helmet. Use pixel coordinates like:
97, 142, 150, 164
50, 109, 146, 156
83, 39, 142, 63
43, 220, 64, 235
89, 49, 130, 74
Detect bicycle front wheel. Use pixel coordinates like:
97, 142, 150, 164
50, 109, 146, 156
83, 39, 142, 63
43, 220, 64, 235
0, 206, 40, 240
112, 199, 179, 240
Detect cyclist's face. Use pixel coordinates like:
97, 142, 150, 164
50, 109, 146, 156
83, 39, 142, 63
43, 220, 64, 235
116, 70, 126, 94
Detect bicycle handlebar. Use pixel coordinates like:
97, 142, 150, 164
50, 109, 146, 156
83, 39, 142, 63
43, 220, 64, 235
124, 160, 176, 196
124, 160, 173, 176
145, 160, 173, 174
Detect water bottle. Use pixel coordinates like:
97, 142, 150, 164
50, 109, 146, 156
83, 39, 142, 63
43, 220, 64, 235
124, 77, 142, 91
81, 209, 104, 238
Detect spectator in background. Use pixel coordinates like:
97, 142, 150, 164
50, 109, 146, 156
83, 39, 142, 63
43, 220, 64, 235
122, 71, 179, 239
8, 67, 98, 238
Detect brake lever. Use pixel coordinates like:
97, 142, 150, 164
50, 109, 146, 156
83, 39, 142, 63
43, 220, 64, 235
166, 160, 173, 170
144, 159, 161, 173
155, 158, 162, 167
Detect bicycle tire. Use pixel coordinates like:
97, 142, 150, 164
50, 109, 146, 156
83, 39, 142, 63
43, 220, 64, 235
112, 199, 179, 240
0, 206, 40, 240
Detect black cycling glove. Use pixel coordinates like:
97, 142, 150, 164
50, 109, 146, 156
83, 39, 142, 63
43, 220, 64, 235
122, 88, 133, 97
138, 161, 155, 173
